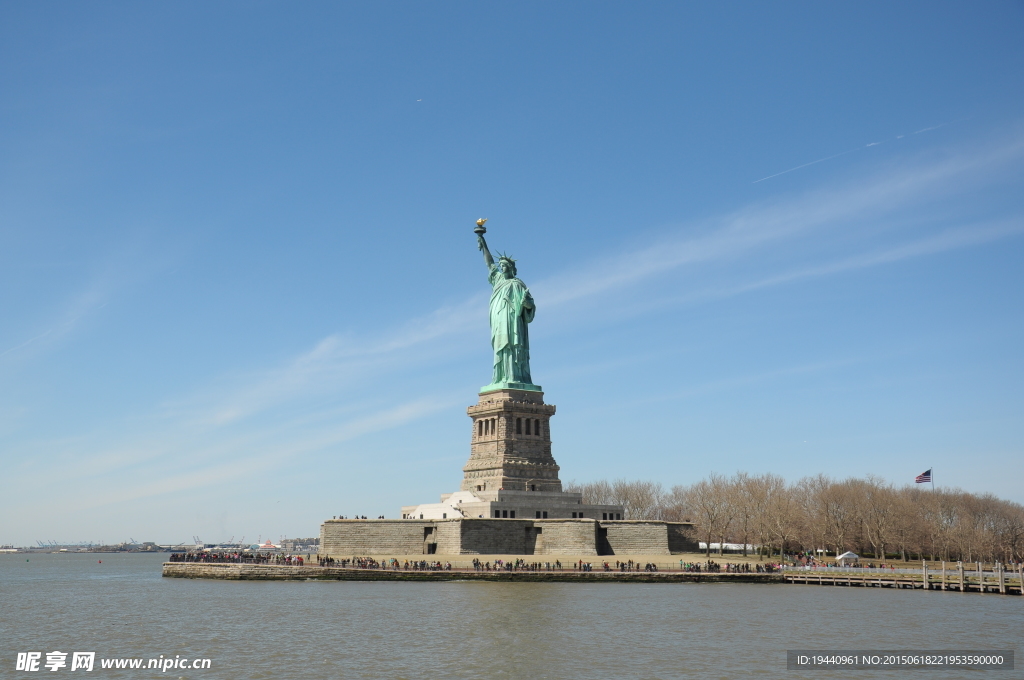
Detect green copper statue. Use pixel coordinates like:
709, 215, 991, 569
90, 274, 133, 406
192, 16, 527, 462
475, 220, 540, 392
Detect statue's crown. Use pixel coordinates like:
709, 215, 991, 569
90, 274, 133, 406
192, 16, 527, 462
496, 252, 518, 275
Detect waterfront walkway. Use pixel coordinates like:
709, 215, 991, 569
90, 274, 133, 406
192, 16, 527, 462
163, 562, 1024, 594
162, 561, 780, 583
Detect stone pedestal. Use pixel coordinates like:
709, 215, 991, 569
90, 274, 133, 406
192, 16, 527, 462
334, 388, 698, 555
463, 388, 560, 494
401, 388, 624, 522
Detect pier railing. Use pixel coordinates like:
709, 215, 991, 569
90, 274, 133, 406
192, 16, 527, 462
780, 564, 1010, 575
781, 561, 1023, 595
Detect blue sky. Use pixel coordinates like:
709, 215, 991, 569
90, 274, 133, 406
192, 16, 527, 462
1, 2, 1022, 546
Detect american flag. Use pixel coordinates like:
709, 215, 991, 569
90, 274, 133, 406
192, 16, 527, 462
915, 469, 932, 484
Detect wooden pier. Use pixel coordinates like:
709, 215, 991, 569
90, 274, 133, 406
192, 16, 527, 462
784, 562, 1023, 595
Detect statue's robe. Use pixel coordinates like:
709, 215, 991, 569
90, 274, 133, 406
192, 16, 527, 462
488, 264, 535, 385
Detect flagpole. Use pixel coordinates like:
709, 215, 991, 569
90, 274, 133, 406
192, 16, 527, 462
931, 467, 934, 492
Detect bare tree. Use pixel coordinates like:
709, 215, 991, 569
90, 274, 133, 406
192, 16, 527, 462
659, 484, 688, 522
745, 473, 774, 558
564, 479, 614, 506
763, 473, 797, 557
892, 486, 927, 561
713, 475, 737, 556
569, 472, 1024, 565
796, 474, 831, 558
852, 476, 897, 561
993, 498, 1024, 563
685, 475, 732, 557
729, 472, 757, 556
821, 479, 857, 557
611, 479, 665, 520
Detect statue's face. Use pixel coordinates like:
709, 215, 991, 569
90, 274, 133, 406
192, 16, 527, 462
499, 260, 513, 277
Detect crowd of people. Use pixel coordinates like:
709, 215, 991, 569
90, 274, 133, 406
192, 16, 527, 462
172, 551, 779, 574
168, 551, 299, 564
469, 558, 567, 572
610, 560, 660, 572
315, 556, 454, 571
677, 560, 778, 573
787, 550, 903, 569
400, 560, 451, 571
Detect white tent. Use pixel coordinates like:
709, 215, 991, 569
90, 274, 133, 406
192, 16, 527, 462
836, 551, 860, 566
698, 542, 758, 553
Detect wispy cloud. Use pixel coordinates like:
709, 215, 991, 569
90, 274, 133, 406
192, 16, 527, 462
541, 132, 1024, 310
752, 120, 955, 183
163, 293, 486, 429
106, 129, 1024, 450
649, 357, 868, 404
5, 129, 1022, 513
0, 283, 108, 359
0, 329, 54, 358
0, 233, 164, 363
753, 147, 863, 183
724, 219, 1024, 297
10, 391, 459, 512
74, 396, 455, 508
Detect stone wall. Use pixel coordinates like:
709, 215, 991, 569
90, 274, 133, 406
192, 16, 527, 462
161, 563, 314, 580
457, 519, 529, 554
433, 520, 463, 554
163, 563, 244, 579
600, 521, 670, 555
533, 519, 598, 555
320, 520, 429, 557
320, 517, 694, 556
666, 522, 699, 553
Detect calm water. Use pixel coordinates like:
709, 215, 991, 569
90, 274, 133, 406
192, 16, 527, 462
1, 553, 1020, 679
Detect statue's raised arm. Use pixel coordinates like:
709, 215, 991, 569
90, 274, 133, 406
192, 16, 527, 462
478, 233, 495, 270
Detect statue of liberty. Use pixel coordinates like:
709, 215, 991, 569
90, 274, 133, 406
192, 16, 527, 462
474, 220, 539, 391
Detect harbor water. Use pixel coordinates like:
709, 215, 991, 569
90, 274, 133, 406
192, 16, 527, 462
1, 553, 1020, 679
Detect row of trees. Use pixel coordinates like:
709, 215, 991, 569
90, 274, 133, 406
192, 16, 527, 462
564, 474, 1024, 563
